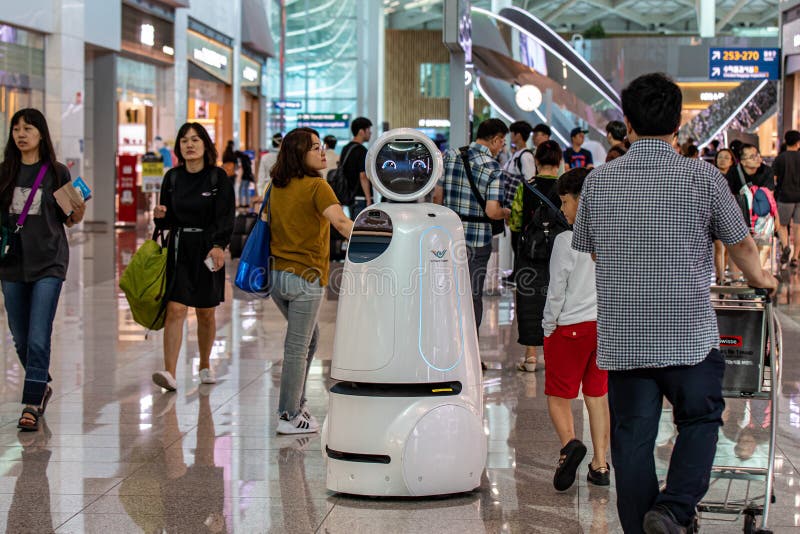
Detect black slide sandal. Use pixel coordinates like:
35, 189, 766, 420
17, 407, 40, 432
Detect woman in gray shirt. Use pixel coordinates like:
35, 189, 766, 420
0, 108, 84, 431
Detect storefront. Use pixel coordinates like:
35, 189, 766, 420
239, 51, 264, 151
187, 19, 233, 158
0, 24, 45, 138
117, 2, 175, 155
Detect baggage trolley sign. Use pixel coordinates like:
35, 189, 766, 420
716, 307, 766, 394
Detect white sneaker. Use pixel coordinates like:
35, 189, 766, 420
299, 401, 319, 427
152, 370, 177, 391
199, 368, 217, 384
276, 412, 319, 435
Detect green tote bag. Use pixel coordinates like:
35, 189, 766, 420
119, 230, 169, 330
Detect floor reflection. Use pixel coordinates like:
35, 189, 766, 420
0, 233, 796, 532
8, 420, 54, 534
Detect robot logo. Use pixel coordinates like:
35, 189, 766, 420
431, 249, 448, 259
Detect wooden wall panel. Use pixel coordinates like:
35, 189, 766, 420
384, 30, 450, 129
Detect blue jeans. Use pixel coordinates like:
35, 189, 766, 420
271, 270, 324, 417
608, 349, 725, 533
2, 277, 63, 405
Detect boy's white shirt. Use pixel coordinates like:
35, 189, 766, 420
542, 230, 597, 337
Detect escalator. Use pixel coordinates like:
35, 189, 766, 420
679, 80, 777, 147
470, 6, 623, 144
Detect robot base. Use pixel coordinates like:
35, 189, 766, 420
322, 389, 486, 497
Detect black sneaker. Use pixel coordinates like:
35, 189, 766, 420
586, 462, 610, 486
553, 439, 587, 491
642, 505, 687, 534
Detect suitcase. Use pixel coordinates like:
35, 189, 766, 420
230, 212, 257, 259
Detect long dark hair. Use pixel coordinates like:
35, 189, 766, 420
0, 108, 58, 210
222, 140, 236, 163
174, 122, 218, 168
270, 127, 321, 187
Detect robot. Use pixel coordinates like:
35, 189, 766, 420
321, 128, 487, 497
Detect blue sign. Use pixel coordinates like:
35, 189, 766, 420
709, 48, 780, 81
273, 100, 302, 110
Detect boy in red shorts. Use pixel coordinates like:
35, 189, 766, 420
543, 167, 610, 491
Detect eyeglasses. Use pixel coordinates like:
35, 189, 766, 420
741, 154, 761, 161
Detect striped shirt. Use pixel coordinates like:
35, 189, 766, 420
439, 143, 502, 248
572, 139, 749, 370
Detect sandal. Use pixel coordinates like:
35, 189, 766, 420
39, 385, 53, 416
17, 407, 39, 432
517, 356, 538, 372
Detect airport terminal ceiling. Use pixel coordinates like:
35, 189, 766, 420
384, 0, 780, 35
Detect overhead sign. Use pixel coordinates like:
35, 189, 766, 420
188, 30, 233, 84
273, 100, 302, 110
297, 113, 351, 129
709, 48, 780, 81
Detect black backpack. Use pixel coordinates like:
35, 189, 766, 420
327, 143, 359, 206
518, 180, 569, 262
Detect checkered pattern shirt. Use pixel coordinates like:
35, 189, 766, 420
439, 143, 502, 248
572, 139, 749, 371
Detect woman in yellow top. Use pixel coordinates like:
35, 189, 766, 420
269, 127, 353, 434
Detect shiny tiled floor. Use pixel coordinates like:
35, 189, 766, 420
0, 229, 799, 533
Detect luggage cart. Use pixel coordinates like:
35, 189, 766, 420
697, 286, 783, 534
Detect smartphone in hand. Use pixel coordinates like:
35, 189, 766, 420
204, 257, 216, 272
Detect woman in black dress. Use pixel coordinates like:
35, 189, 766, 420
513, 140, 566, 372
152, 122, 234, 391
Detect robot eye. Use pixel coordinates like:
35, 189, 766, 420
381, 160, 397, 170
411, 160, 427, 170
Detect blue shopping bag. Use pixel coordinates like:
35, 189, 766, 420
235, 184, 273, 295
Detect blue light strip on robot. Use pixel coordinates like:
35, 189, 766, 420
417, 226, 465, 373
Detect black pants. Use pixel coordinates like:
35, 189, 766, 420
466, 243, 492, 331
608, 349, 725, 533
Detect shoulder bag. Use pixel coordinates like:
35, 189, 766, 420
735, 164, 754, 227
235, 183, 273, 296
0, 163, 49, 265
458, 146, 505, 236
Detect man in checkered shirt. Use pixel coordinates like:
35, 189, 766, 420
433, 118, 510, 336
572, 73, 777, 534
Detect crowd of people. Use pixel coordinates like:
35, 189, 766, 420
0, 71, 789, 534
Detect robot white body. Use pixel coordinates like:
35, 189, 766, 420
321, 129, 487, 497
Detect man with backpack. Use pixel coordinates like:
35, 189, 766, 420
503, 121, 536, 208
725, 144, 776, 268
334, 117, 373, 219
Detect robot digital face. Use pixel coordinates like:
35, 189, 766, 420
374, 141, 434, 196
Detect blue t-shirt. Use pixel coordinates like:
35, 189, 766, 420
564, 147, 593, 168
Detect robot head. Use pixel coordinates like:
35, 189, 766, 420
365, 128, 443, 202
